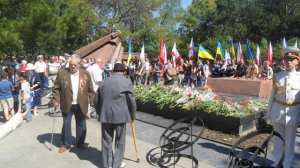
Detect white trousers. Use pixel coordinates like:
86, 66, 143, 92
271, 123, 297, 168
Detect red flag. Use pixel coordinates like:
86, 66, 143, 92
159, 38, 165, 66
163, 43, 167, 65
267, 42, 273, 65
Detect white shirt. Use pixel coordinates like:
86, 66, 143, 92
144, 61, 151, 71
70, 71, 80, 104
21, 81, 31, 102
48, 62, 61, 75
34, 61, 47, 73
87, 64, 103, 92
203, 64, 210, 77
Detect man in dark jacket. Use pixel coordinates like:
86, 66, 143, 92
234, 61, 247, 78
97, 63, 136, 168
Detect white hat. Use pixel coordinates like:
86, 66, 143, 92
64, 53, 71, 57
21, 60, 27, 64
283, 46, 300, 55
59, 56, 66, 61
26, 63, 35, 71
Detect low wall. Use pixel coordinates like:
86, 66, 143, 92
137, 101, 260, 135
207, 78, 273, 98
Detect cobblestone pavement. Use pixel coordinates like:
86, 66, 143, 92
0, 103, 300, 167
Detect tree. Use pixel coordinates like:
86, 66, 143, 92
0, 0, 98, 59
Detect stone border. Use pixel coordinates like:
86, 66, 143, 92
137, 101, 261, 136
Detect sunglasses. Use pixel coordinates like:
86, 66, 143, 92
284, 57, 297, 62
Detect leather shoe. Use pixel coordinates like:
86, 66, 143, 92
76, 143, 89, 149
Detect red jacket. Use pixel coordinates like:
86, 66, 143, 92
19, 64, 27, 73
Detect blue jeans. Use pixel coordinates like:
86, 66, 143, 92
61, 105, 86, 147
25, 101, 32, 121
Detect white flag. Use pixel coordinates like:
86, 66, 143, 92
140, 44, 145, 64
171, 42, 180, 67
188, 37, 194, 58
255, 44, 260, 65
283, 37, 287, 49
237, 42, 244, 63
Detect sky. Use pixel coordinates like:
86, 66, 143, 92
181, 0, 192, 9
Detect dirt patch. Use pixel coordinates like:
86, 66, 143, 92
200, 128, 269, 148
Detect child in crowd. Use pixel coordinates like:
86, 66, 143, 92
19, 74, 32, 122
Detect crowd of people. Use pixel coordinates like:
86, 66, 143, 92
0, 55, 51, 123
0, 50, 288, 125
124, 56, 276, 89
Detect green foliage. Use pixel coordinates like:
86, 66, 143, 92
0, 0, 299, 61
0, 0, 98, 59
134, 84, 182, 110
178, 0, 300, 61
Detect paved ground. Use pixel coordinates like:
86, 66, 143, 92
0, 106, 215, 168
1, 98, 300, 167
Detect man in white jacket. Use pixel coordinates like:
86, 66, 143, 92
267, 46, 300, 168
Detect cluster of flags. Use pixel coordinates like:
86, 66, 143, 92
127, 36, 298, 67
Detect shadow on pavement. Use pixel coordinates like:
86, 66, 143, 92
37, 133, 103, 167
0, 117, 6, 123
70, 146, 103, 167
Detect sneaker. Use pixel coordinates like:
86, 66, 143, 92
120, 162, 126, 168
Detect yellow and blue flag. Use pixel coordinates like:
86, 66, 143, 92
198, 44, 214, 60
229, 40, 236, 62
127, 38, 132, 65
216, 41, 223, 59
246, 40, 254, 60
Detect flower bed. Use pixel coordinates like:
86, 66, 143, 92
134, 85, 268, 135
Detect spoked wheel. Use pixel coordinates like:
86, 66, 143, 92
146, 147, 181, 167
146, 114, 204, 168
159, 115, 204, 153
228, 129, 285, 168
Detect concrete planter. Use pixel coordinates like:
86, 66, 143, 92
137, 100, 261, 136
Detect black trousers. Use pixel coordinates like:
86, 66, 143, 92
61, 105, 86, 147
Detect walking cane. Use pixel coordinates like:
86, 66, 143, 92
130, 120, 140, 162
49, 106, 56, 151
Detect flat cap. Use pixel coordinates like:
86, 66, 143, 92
113, 63, 125, 72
